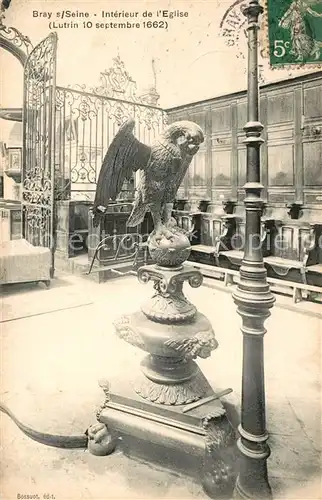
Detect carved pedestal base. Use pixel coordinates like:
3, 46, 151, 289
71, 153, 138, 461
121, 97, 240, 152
114, 309, 218, 405
135, 365, 208, 405
89, 375, 237, 498
92, 228, 237, 497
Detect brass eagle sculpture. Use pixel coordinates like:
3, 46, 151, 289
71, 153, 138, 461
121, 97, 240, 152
92, 118, 204, 239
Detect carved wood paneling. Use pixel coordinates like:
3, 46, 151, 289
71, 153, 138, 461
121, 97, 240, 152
237, 189, 245, 202
299, 227, 311, 260
273, 224, 311, 261
168, 73, 322, 213
237, 100, 247, 130
231, 102, 238, 199
175, 213, 194, 233
238, 148, 246, 187
282, 226, 295, 259
268, 191, 295, 203
200, 216, 228, 246
200, 217, 212, 246
188, 154, 196, 188
211, 136, 232, 148
212, 150, 231, 186
267, 127, 294, 141
303, 142, 322, 186
211, 189, 233, 201
212, 220, 222, 246
211, 105, 231, 131
188, 111, 207, 130
304, 85, 322, 120
304, 192, 322, 204
274, 226, 295, 260
267, 92, 294, 124
267, 145, 294, 186
237, 133, 246, 145
294, 87, 303, 202
190, 150, 207, 186
183, 110, 210, 200
205, 108, 213, 199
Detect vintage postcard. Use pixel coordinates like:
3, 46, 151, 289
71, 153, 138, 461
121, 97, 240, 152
0, 0, 321, 499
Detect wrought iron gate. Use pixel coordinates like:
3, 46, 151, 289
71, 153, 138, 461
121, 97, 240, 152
54, 55, 167, 202
22, 32, 57, 277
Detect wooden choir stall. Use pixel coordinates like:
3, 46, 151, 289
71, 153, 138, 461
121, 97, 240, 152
167, 71, 322, 302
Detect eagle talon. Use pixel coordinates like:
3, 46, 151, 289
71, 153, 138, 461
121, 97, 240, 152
165, 217, 178, 229
154, 225, 176, 242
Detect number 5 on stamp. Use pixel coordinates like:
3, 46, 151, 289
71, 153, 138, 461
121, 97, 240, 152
266, 0, 322, 66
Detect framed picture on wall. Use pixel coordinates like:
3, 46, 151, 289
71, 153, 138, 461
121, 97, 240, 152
5, 148, 22, 183
8, 148, 22, 172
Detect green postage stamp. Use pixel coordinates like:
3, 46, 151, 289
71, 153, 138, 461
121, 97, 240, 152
266, 0, 322, 66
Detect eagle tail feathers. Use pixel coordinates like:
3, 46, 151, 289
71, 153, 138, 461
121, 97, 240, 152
127, 204, 147, 227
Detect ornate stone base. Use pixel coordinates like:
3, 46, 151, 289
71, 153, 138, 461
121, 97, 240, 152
137, 263, 203, 323
114, 309, 218, 405
104, 224, 236, 496
135, 367, 210, 405
89, 375, 237, 497
233, 474, 273, 499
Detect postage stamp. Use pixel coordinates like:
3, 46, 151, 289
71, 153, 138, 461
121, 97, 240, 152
266, 0, 322, 67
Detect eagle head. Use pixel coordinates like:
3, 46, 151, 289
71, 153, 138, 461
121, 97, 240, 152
164, 121, 204, 157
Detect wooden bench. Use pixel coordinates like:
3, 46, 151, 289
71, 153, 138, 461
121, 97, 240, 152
172, 210, 197, 234
263, 222, 322, 286
189, 213, 238, 265
186, 261, 322, 304
308, 264, 322, 274
191, 213, 322, 284
87, 233, 145, 275
191, 215, 275, 266
220, 217, 276, 263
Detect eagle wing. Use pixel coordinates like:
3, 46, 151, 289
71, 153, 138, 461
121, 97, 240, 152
93, 119, 151, 224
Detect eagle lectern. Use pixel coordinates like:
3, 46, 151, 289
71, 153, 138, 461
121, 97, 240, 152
0, 116, 238, 496
87, 119, 237, 497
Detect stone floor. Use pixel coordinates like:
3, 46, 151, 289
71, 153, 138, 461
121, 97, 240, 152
0, 272, 321, 500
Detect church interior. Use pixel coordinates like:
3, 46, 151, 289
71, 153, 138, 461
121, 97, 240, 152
1, 68, 322, 301
0, 3, 321, 499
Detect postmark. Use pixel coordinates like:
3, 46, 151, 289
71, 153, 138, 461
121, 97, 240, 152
219, 0, 248, 54
266, 0, 322, 67
219, 0, 268, 82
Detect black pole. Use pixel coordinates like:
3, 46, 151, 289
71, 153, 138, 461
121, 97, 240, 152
233, 1, 275, 498
1, 0, 11, 14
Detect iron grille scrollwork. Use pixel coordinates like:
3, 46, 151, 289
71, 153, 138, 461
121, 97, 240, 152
22, 32, 57, 254
0, 7, 33, 66
90, 55, 139, 102
68, 55, 160, 107
0, 23, 32, 52
54, 85, 167, 201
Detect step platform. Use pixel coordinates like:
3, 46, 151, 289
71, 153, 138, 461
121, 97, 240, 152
94, 372, 238, 496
